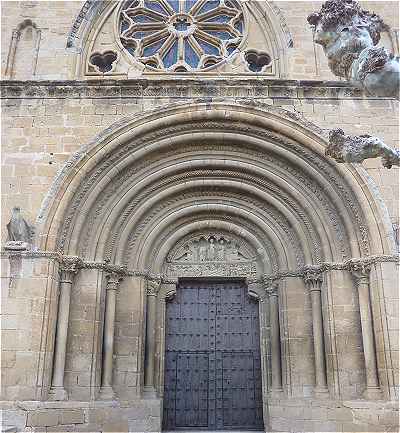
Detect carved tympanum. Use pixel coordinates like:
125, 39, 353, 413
171, 235, 250, 263
307, 0, 399, 98
165, 233, 259, 278
326, 128, 400, 169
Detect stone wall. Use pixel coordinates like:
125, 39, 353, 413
1, 2, 398, 81
1, 80, 399, 239
1, 1, 399, 432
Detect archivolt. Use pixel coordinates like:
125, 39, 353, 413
36, 101, 395, 276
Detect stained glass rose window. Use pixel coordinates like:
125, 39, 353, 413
119, 0, 244, 71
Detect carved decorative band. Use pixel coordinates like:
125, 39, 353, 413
0, 80, 365, 100
166, 261, 258, 278
1, 250, 398, 284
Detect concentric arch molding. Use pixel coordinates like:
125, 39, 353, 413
55, 115, 364, 262
33, 100, 396, 267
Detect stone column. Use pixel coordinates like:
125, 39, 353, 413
99, 272, 123, 400
303, 268, 328, 394
49, 260, 79, 400
266, 281, 283, 393
144, 280, 160, 395
349, 262, 382, 399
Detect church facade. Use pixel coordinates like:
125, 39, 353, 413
1, 1, 399, 432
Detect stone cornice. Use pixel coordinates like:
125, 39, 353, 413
0, 78, 383, 100
1, 250, 398, 284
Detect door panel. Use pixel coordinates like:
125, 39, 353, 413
163, 280, 263, 431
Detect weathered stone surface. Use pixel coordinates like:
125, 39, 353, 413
1, 1, 398, 432
307, 0, 400, 97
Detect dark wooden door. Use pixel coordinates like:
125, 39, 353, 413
163, 279, 263, 431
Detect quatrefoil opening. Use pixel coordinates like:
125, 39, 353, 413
245, 50, 272, 73
89, 50, 118, 73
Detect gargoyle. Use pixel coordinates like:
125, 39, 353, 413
307, 0, 399, 98
326, 128, 400, 168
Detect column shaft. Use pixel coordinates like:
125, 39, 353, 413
357, 276, 381, 397
49, 270, 74, 400
310, 288, 328, 391
269, 292, 283, 392
100, 273, 122, 399
144, 293, 157, 388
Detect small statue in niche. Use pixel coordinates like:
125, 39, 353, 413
5, 206, 34, 250
198, 239, 207, 262
307, 0, 399, 98
186, 243, 193, 262
192, 240, 199, 262
208, 237, 216, 260
326, 128, 400, 168
217, 238, 225, 261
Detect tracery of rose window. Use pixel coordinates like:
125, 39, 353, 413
119, 0, 244, 71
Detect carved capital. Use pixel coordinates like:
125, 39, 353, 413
59, 256, 82, 282
105, 272, 123, 290
146, 280, 161, 297
347, 259, 371, 281
302, 266, 323, 291
265, 280, 279, 297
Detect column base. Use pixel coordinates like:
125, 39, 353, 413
99, 386, 116, 400
143, 386, 158, 399
363, 386, 383, 400
48, 386, 68, 401
314, 386, 329, 398
268, 388, 284, 398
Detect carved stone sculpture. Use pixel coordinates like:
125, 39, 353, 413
326, 128, 400, 168
307, 0, 399, 97
165, 233, 258, 278
5, 206, 34, 250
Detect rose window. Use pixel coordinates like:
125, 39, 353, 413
119, 0, 244, 71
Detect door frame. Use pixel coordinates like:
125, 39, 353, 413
155, 277, 268, 431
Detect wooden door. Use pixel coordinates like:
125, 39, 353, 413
163, 279, 263, 431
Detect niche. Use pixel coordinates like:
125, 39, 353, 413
5, 19, 41, 79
